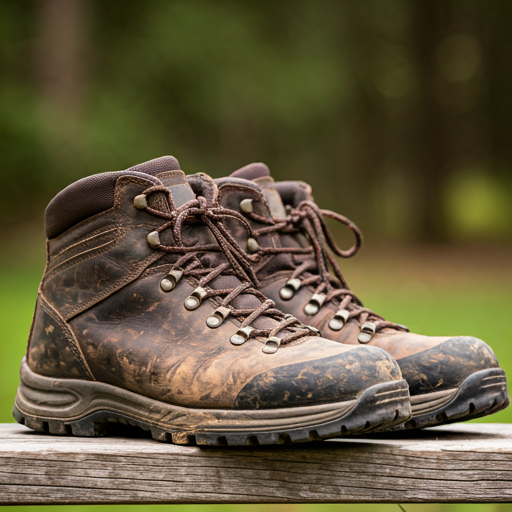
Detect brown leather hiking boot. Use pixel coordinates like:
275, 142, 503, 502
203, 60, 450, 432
203, 163, 509, 430
13, 157, 412, 446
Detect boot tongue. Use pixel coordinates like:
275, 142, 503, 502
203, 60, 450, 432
230, 163, 287, 219
128, 155, 195, 208
157, 170, 196, 208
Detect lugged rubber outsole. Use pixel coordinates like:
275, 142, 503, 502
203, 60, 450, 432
13, 360, 411, 446
388, 368, 509, 431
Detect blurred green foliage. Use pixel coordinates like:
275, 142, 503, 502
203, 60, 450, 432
5, 504, 512, 512
1, 0, 512, 241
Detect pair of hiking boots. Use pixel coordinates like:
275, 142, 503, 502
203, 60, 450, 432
14, 156, 508, 446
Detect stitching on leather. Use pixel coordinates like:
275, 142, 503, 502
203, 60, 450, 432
63, 252, 162, 321
45, 238, 119, 279
219, 183, 275, 231
45, 175, 165, 321
114, 175, 158, 204
63, 178, 164, 319
43, 176, 160, 302
47, 174, 158, 245
47, 228, 124, 275
48, 220, 162, 273
154, 170, 184, 180
143, 262, 174, 276
50, 227, 120, 262
219, 183, 269, 211
38, 293, 95, 380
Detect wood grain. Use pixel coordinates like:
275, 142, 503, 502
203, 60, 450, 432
1, 423, 511, 504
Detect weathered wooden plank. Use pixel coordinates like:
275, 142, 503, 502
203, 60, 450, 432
1, 423, 511, 504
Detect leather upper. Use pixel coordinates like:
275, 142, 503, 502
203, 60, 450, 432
27, 166, 403, 410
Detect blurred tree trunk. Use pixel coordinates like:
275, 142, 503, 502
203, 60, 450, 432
34, 0, 90, 153
409, 0, 450, 242
338, 0, 386, 228
486, 2, 512, 176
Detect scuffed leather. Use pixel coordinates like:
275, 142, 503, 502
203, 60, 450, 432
70, 269, 381, 409
27, 294, 93, 380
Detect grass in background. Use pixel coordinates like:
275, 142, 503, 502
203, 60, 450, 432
3, 499, 512, 512
1, 243, 511, 512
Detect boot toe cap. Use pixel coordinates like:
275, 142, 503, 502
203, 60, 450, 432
397, 335, 500, 396
233, 345, 401, 409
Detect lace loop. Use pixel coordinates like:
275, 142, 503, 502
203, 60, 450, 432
137, 187, 320, 350
248, 198, 407, 340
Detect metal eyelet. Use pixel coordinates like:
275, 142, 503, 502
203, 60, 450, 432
304, 293, 326, 316
133, 194, 148, 209
147, 231, 160, 248
206, 306, 231, 328
329, 309, 350, 331
184, 287, 208, 311
262, 336, 281, 354
240, 199, 253, 213
230, 326, 254, 346
358, 321, 376, 343
279, 278, 302, 300
160, 269, 183, 292
247, 238, 260, 254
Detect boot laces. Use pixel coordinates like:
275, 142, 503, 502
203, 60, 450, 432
135, 186, 319, 352
249, 200, 408, 342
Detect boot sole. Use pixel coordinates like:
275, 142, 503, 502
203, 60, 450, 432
389, 368, 508, 431
13, 358, 411, 446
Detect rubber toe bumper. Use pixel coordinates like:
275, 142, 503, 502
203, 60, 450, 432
234, 345, 403, 409
394, 336, 508, 429
398, 336, 500, 396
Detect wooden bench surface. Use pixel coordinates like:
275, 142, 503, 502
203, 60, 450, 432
1, 422, 511, 504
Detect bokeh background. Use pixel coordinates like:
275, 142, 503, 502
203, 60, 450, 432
1, 1, 511, 512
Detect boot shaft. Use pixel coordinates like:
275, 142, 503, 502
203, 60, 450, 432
29, 158, 190, 379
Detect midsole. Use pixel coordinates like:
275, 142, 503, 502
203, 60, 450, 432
410, 388, 457, 415
410, 368, 508, 417
15, 358, 373, 433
